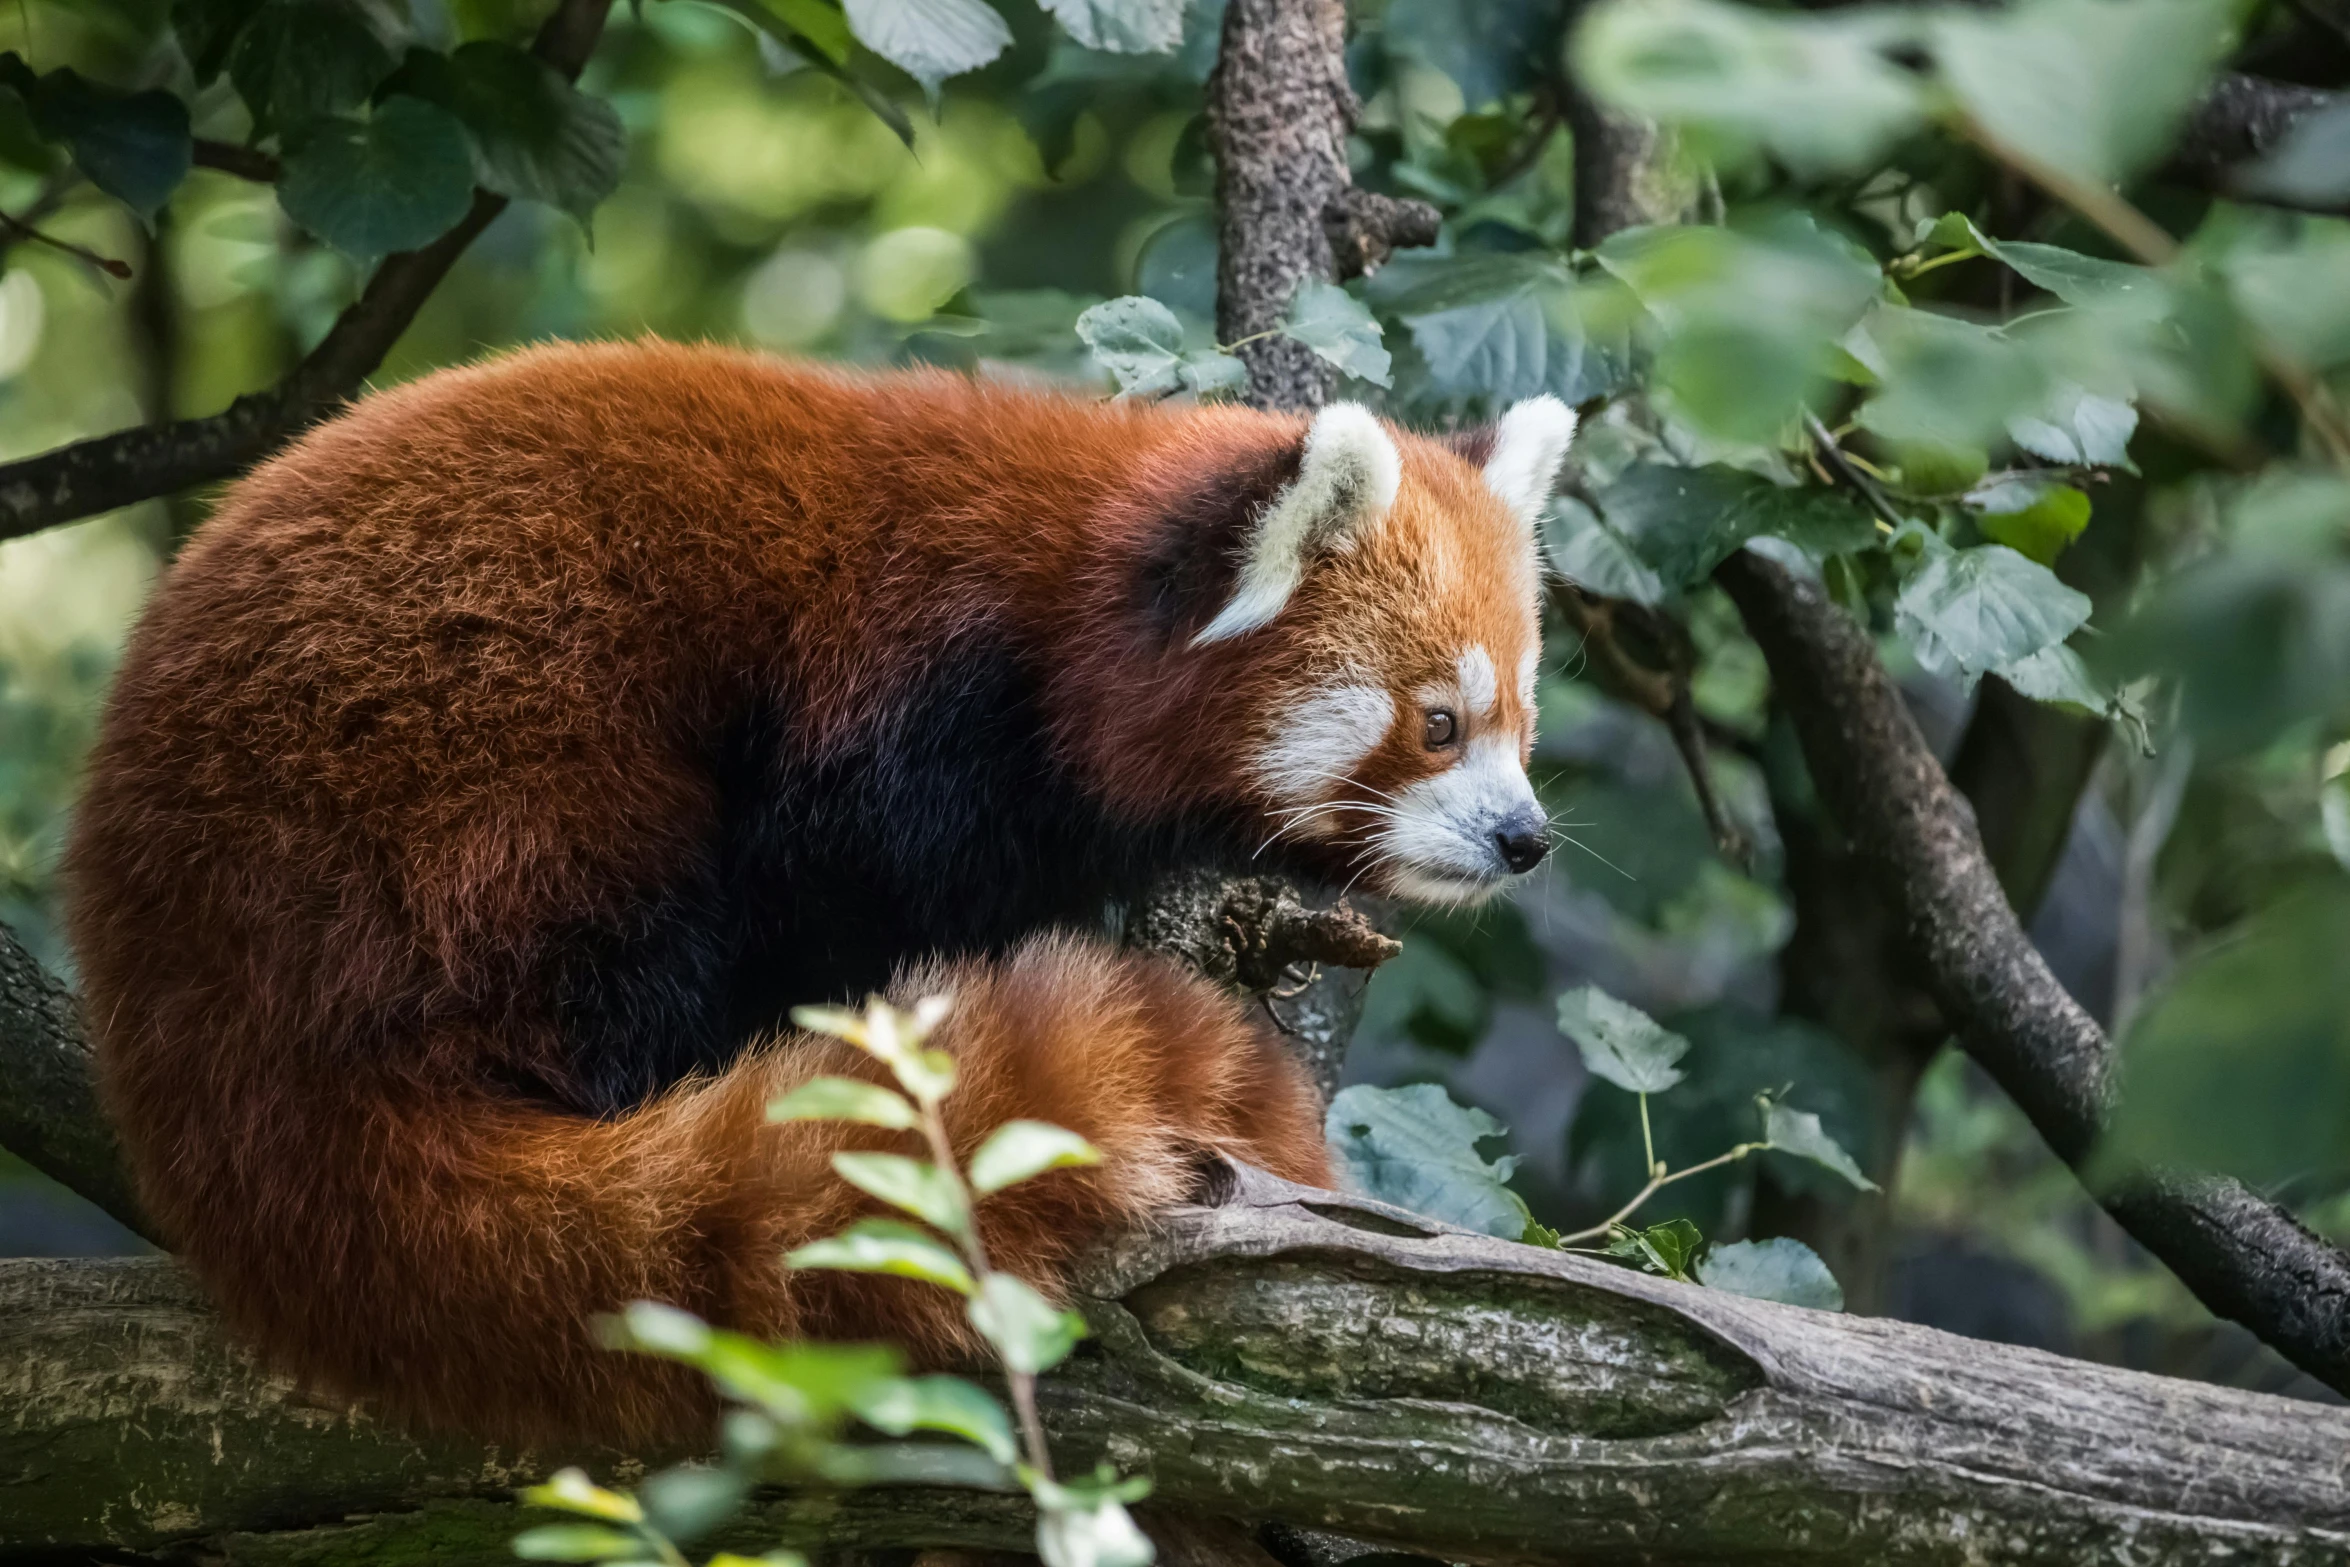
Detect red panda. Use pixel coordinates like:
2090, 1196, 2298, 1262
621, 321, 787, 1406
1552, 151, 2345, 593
63, 339, 1574, 1445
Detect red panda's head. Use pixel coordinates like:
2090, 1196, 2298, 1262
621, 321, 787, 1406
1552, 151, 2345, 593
1182, 397, 1575, 907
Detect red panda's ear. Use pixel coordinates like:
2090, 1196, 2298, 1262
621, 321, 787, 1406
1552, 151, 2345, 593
1192, 404, 1400, 646
1480, 396, 1577, 526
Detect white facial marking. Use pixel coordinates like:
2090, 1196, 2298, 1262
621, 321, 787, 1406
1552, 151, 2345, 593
1375, 735, 1544, 902
1194, 403, 1403, 646
1482, 396, 1578, 526
1517, 645, 1538, 707
1254, 683, 1395, 812
1456, 646, 1498, 717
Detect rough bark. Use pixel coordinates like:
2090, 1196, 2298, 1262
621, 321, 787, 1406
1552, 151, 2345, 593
0, 922, 152, 1242
1205, 0, 1354, 412
1715, 547, 2350, 1395
0, 0, 613, 544
2165, 72, 2347, 213
7, 1166, 2348, 1567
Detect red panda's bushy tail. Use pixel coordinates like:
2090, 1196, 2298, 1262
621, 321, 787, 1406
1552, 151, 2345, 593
95, 935, 1331, 1446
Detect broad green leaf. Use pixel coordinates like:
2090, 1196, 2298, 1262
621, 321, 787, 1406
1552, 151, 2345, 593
788, 1219, 976, 1292
2104, 879, 2350, 1186
832, 1152, 969, 1234
762, 0, 854, 63
2007, 382, 2138, 467
511, 1525, 646, 1561
2210, 215, 2350, 372
520, 1468, 644, 1525
697, 0, 915, 144
966, 1272, 1087, 1373
1077, 295, 1186, 397
1604, 1217, 1703, 1281
1576, 0, 1927, 176
1852, 304, 2046, 452
842, 0, 1012, 100
968, 1120, 1101, 1196
395, 42, 625, 224
1556, 985, 1688, 1094
1038, 0, 1184, 54
1543, 497, 1664, 606
1697, 1237, 1844, 1310
613, 1310, 903, 1422
1762, 1099, 1878, 1191
1929, 215, 2157, 310
608, 1301, 710, 1359
1035, 1493, 1155, 1567
277, 96, 478, 258
1593, 464, 1873, 590
1281, 280, 1391, 388
2, 60, 192, 219
639, 1465, 748, 1544
229, 0, 402, 134
1323, 1082, 1532, 1238
1970, 476, 2090, 566
1373, 252, 1630, 408
768, 1075, 918, 1129
176, 0, 256, 85
1894, 542, 2092, 687
852, 1373, 1018, 1463
1930, 0, 2234, 187
1996, 641, 2110, 715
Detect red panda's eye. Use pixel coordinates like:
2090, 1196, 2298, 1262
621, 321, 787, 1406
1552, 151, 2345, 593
1424, 709, 1457, 748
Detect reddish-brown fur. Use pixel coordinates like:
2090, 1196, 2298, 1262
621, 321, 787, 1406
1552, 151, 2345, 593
64, 340, 1526, 1445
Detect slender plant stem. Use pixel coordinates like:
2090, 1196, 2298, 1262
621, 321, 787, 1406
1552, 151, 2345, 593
915, 1095, 1055, 1484
1554, 1142, 1767, 1247
1637, 1093, 1658, 1177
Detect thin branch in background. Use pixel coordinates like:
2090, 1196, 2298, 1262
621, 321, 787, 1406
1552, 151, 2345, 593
0, 0, 614, 544
191, 139, 284, 184
0, 207, 130, 278
1803, 412, 1904, 532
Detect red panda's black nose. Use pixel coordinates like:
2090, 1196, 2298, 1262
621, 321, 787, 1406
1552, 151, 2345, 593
1495, 824, 1549, 874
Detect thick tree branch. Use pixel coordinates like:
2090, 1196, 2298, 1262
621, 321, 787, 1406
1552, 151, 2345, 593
0, 0, 613, 544
8, 1168, 2348, 1565
1715, 547, 2350, 1394
0, 923, 153, 1242
2164, 72, 2346, 212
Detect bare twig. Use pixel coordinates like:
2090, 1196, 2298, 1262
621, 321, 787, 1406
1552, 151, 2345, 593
191, 139, 284, 184
0, 0, 614, 543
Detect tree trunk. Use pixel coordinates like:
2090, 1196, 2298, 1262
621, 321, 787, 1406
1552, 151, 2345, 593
7, 1166, 2346, 1567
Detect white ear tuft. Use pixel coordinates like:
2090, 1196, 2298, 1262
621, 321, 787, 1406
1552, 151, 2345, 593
1193, 403, 1402, 646
1482, 395, 1577, 526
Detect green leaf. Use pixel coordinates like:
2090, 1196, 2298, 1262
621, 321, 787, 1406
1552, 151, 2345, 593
7, 62, 192, 219
1970, 476, 2090, 567
1697, 1237, 1844, 1310
768, 1075, 918, 1129
1605, 1216, 1703, 1281
1592, 464, 1874, 590
2243, 102, 2350, 210
1387, 0, 1560, 111
832, 1152, 969, 1234
851, 1373, 1018, 1463
277, 96, 478, 258
607, 1302, 710, 1360
787, 1219, 976, 1292
520, 1468, 644, 1525
1543, 497, 1665, 606
697, 0, 914, 145
639, 1465, 748, 1544
611, 1309, 904, 1422
230, 0, 402, 134
1894, 541, 2092, 687
395, 42, 625, 224
511, 1526, 646, 1561
762, 0, 854, 63
842, 0, 1012, 100
1374, 252, 1629, 408
1929, 0, 2234, 188
2103, 879, 2350, 1187
2007, 382, 2138, 467
1851, 304, 2047, 452
1076, 294, 1184, 396
1037, 0, 1184, 54
1281, 280, 1391, 388
175, 0, 258, 86
966, 1272, 1087, 1374
968, 1120, 1101, 1196
1996, 641, 2111, 716
1761, 1098, 1878, 1192
1555, 986, 1689, 1095
1322, 1082, 1531, 1239
1575, 0, 1927, 177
